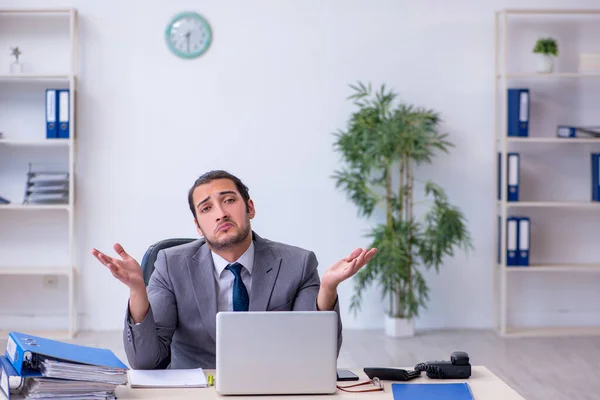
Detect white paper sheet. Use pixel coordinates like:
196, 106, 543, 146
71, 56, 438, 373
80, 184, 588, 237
129, 368, 208, 388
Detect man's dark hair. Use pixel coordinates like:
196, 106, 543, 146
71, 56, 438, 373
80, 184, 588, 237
188, 170, 251, 220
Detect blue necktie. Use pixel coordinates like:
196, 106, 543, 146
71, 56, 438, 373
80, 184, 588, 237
225, 262, 249, 311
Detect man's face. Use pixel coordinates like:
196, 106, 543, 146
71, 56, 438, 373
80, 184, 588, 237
192, 178, 255, 251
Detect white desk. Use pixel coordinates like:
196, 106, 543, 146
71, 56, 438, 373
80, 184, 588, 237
115, 366, 526, 399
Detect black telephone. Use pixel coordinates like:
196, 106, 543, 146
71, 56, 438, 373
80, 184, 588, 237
414, 351, 471, 379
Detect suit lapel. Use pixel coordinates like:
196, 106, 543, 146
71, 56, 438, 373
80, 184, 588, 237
188, 242, 218, 343
249, 233, 282, 311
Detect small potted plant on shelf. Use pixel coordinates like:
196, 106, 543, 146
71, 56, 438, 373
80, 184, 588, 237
10, 46, 23, 73
533, 37, 558, 74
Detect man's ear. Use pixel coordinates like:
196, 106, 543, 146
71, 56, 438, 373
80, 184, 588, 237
247, 199, 256, 219
194, 218, 204, 237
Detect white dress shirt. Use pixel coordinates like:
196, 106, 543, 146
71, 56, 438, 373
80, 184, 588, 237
211, 240, 255, 312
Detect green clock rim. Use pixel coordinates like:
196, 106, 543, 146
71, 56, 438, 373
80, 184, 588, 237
165, 11, 212, 59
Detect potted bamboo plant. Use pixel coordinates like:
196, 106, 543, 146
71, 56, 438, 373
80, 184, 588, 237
332, 82, 473, 337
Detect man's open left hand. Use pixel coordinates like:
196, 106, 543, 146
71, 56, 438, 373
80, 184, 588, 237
321, 247, 377, 291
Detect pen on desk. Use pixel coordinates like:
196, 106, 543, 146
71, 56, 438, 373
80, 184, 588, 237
208, 374, 214, 386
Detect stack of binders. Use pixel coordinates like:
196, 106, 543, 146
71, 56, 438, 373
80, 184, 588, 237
45, 89, 70, 139
23, 164, 69, 205
1, 331, 128, 399
498, 216, 530, 267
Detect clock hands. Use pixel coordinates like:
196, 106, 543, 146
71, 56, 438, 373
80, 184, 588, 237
185, 31, 191, 53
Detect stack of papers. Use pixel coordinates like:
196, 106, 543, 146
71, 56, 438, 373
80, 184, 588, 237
39, 358, 128, 385
129, 367, 208, 388
22, 163, 70, 205
22, 377, 118, 399
2, 357, 128, 399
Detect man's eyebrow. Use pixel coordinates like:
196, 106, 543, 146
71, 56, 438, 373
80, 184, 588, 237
196, 191, 238, 208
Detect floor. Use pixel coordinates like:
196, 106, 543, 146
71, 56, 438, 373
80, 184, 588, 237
2, 329, 599, 400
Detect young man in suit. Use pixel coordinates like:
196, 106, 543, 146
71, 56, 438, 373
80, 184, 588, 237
92, 170, 377, 369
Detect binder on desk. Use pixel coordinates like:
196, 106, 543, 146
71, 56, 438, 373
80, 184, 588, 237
0, 355, 16, 399
517, 216, 530, 266
507, 216, 518, 266
4, 331, 127, 381
507, 153, 519, 202
391, 382, 474, 400
2, 354, 120, 400
45, 89, 58, 139
1, 355, 41, 399
508, 88, 529, 137
592, 153, 600, 201
57, 89, 70, 139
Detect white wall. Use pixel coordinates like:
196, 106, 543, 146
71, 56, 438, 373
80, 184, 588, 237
2, 0, 600, 333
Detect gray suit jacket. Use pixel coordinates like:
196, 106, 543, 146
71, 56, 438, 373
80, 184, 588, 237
123, 232, 343, 369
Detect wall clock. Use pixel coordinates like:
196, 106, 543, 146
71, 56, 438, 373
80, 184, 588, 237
165, 11, 212, 59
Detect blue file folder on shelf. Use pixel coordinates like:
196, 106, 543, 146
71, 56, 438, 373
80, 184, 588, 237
506, 216, 518, 266
497, 152, 520, 201
497, 153, 501, 200
507, 88, 529, 137
517, 216, 530, 266
391, 383, 474, 400
4, 331, 127, 378
57, 89, 70, 139
557, 125, 600, 138
507, 153, 519, 201
45, 89, 58, 139
592, 153, 600, 201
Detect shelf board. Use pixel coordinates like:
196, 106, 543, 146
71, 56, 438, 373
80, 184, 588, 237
0, 204, 71, 211
504, 326, 600, 338
0, 73, 73, 82
0, 8, 75, 14
0, 266, 73, 276
506, 264, 600, 272
0, 329, 73, 340
498, 201, 600, 208
501, 8, 600, 15
505, 137, 600, 144
498, 72, 600, 79
0, 139, 71, 146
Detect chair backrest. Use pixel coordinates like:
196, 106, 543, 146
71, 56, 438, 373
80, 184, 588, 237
141, 238, 196, 286
139, 237, 195, 370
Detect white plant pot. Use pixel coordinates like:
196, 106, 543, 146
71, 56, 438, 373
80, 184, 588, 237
384, 315, 414, 337
9, 62, 23, 74
535, 54, 554, 74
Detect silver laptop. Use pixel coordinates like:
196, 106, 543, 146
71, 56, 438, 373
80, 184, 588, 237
215, 311, 338, 395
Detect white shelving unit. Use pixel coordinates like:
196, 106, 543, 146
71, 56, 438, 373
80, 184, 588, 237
0, 8, 78, 339
494, 8, 600, 338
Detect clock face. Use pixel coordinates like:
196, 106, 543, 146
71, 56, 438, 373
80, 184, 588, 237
165, 12, 212, 59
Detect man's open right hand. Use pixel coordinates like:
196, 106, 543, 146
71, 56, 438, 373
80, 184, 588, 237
92, 243, 145, 292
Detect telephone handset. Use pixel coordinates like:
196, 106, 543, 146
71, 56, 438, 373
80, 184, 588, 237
414, 351, 472, 379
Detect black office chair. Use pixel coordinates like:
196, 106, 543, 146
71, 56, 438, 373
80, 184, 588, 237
139, 237, 195, 369
141, 238, 196, 286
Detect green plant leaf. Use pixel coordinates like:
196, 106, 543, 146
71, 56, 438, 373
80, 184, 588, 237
533, 37, 558, 56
